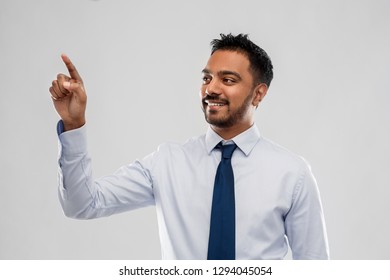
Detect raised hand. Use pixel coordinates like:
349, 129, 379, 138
50, 54, 87, 131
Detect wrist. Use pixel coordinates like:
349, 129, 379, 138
63, 119, 86, 131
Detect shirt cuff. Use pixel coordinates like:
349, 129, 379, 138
57, 120, 88, 156
57, 120, 65, 136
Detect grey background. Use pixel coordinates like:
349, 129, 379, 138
1, 0, 389, 259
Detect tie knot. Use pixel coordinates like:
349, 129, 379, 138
217, 142, 237, 159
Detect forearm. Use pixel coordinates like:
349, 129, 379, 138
56, 121, 156, 219
57, 122, 100, 219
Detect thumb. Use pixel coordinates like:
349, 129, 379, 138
63, 80, 85, 95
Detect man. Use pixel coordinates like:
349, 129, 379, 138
50, 34, 329, 259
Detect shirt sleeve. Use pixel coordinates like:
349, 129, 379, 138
284, 163, 330, 260
57, 121, 155, 219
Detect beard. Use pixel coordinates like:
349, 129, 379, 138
202, 92, 253, 128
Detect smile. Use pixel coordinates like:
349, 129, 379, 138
205, 100, 227, 107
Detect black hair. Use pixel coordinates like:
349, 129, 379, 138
210, 33, 273, 87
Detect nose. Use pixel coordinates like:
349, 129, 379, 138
205, 79, 222, 96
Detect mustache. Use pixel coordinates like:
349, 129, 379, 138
202, 95, 229, 105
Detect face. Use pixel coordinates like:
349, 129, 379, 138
200, 50, 265, 132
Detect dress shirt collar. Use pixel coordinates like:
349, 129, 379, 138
205, 124, 261, 156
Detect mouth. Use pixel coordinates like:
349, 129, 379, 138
205, 101, 227, 112
206, 101, 225, 107
203, 99, 228, 110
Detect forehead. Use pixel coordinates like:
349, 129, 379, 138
204, 50, 251, 75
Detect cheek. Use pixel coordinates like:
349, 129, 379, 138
228, 89, 251, 107
225, 89, 240, 103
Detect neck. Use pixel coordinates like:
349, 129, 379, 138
211, 122, 253, 140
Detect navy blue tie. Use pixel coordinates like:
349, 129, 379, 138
207, 142, 237, 260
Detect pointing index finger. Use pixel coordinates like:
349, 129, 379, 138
61, 53, 82, 81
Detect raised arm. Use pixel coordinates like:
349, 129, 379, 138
50, 55, 155, 219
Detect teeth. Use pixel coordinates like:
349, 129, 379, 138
208, 102, 224, 106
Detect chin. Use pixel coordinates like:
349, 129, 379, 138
206, 117, 234, 128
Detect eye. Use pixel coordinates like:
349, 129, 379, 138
202, 75, 211, 84
223, 77, 236, 84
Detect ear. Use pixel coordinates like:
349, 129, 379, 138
252, 83, 268, 107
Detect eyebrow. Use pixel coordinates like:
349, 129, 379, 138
202, 69, 242, 80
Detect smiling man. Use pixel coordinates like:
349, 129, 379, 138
50, 33, 329, 260
200, 39, 269, 139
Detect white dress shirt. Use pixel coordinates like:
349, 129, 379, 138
57, 121, 329, 259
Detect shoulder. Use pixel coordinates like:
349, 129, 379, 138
255, 136, 312, 172
255, 137, 319, 200
155, 134, 207, 157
